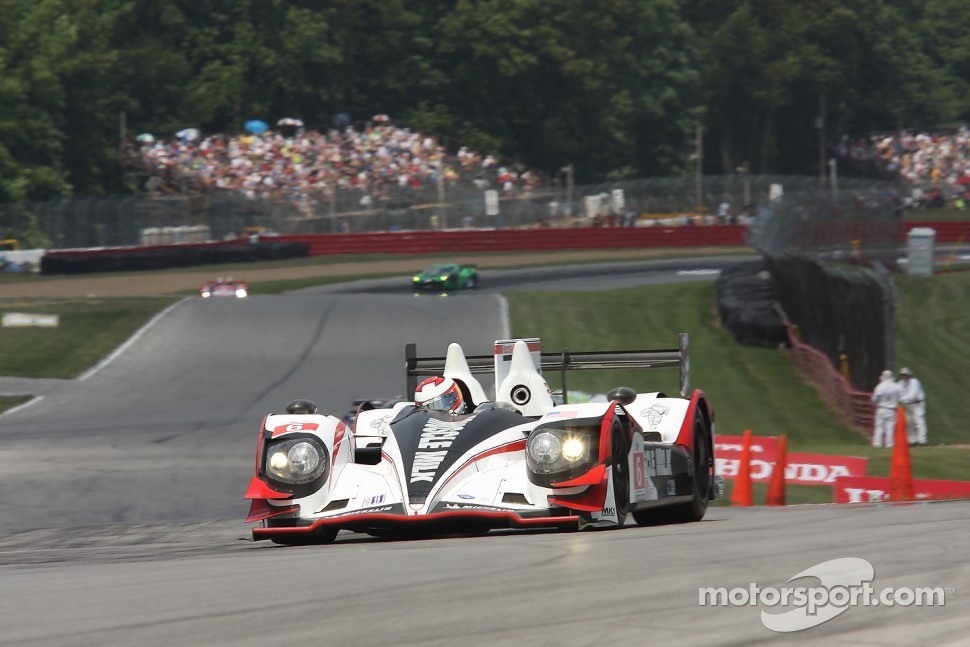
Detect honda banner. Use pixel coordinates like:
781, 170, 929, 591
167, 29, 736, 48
833, 476, 970, 503
716, 451, 868, 486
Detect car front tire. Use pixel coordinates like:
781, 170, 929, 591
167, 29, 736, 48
610, 419, 630, 527
633, 414, 711, 525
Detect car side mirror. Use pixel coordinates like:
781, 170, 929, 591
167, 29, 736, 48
286, 399, 318, 414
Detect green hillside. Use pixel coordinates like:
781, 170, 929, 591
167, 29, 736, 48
504, 273, 970, 502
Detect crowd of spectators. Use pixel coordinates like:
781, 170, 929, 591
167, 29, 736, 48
134, 116, 949, 233
130, 118, 544, 214
835, 126, 970, 210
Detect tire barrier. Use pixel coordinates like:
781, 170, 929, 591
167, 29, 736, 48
40, 241, 309, 275
765, 254, 891, 393
715, 260, 788, 348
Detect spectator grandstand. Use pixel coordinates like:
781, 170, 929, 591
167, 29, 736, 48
129, 118, 544, 218
835, 126, 970, 210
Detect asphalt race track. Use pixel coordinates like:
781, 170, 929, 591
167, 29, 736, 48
0, 292, 508, 531
0, 504, 965, 646
300, 255, 755, 295
0, 260, 966, 646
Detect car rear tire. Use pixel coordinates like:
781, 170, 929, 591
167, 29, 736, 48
467, 274, 478, 289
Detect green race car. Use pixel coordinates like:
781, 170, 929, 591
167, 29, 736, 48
412, 263, 479, 291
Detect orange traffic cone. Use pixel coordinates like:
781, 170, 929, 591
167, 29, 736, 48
730, 429, 754, 506
766, 433, 788, 506
889, 406, 915, 501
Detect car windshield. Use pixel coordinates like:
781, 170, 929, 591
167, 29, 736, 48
424, 264, 454, 275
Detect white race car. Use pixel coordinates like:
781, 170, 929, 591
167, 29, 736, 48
244, 334, 718, 545
200, 277, 248, 298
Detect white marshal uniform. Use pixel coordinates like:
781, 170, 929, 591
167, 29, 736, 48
870, 370, 900, 448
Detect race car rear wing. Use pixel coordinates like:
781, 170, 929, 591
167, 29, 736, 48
405, 333, 690, 401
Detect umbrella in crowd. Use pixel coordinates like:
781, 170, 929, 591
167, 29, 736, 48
175, 128, 200, 142
372, 113, 390, 123
245, 119, 269, 135
277, 117, 304, 137
136, 133, 155, 144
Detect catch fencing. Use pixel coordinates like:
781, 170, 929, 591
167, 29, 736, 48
746, 187, 904, 268
783, 320, 877, 437
1, 175, 913, 254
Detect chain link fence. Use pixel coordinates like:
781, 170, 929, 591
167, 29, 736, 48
1, 175, 904, 252
746, 184, 904, 268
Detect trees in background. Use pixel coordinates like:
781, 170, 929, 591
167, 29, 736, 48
685, 0, 963, 175
0, 0, 967, 203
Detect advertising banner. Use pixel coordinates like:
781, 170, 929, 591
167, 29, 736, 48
716, 451, 868, 486
833, 476, 970, 503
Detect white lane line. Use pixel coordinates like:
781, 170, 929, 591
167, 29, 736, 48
0, 395, 43, 418
497, 294, 511, 340
78, 297, 189, 381
676, 269, 721, 276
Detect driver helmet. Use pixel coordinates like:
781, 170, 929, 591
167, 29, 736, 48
415, 376, 466, 414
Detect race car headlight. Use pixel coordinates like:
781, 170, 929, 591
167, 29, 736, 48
235, 288, 248, 298
201, 291, 211, 298
561, 437, 586, 461
439, 274, 449, 281
413, 276, 420, 282
529, 432, 561, 467
265, 438, 328, 485
526, 427, 591, 475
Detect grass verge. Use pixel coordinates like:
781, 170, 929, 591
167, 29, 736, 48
0, 297, 178, 378
0, 395, 31, 412
503, 279, 970, 503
